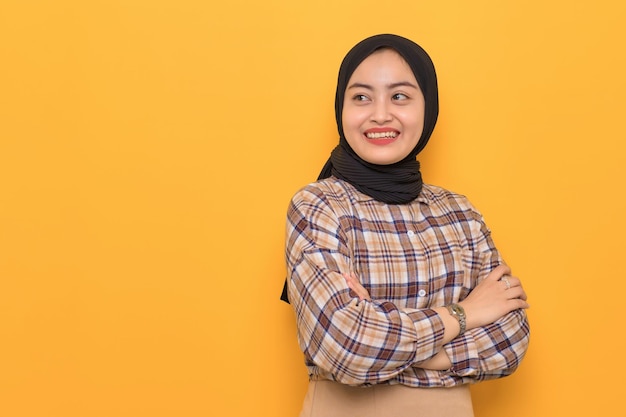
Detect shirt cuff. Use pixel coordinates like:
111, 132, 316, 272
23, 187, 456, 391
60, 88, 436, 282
444, 331, 480, 377
405, 308, 447, 361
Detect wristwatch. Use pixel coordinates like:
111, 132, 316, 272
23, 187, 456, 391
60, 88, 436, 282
446, 303, 466, 335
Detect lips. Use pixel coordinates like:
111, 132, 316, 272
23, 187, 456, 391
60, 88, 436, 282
364, 128, 399, 145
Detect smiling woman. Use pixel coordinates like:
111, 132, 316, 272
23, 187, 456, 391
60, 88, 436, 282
2, 1, 625, 416
281, 34, 530, 417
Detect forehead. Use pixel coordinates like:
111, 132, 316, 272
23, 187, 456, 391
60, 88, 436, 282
349, 48, 415, 83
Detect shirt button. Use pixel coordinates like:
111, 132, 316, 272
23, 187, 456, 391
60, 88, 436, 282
418, 289, 426, 297
407, 230, 415, 237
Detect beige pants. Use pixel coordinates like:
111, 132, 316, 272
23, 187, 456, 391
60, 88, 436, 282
299, 380, 474, 417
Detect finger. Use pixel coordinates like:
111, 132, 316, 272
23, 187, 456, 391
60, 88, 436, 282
512, 298, 530, 310
505, 276, 520, 287
352, 289, 369, 301
500, 275, 512, 290
345, 280, 362, 299
344, 276, 359, 291
343, 272, 358, 282
507, 287, 527, 301
343, 273, 369, 301
486, 265, 512, 282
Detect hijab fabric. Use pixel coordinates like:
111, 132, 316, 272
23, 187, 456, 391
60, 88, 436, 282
281, 34, 439, 303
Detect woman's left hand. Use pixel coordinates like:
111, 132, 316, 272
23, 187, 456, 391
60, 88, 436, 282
343, 272, 371, 301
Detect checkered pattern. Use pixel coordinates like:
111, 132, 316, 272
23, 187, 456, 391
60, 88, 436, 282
286, 178, 530, 387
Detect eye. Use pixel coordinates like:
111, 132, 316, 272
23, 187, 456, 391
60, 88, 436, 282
353, 94, 370, 102
392, 93, 409, 101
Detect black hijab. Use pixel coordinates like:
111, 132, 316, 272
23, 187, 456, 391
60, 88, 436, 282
281, 34, 439, 303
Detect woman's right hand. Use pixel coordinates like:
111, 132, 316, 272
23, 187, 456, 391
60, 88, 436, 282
459, 265, 529, 330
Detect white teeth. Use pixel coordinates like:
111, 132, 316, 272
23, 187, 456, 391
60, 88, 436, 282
366, 131, 398, 139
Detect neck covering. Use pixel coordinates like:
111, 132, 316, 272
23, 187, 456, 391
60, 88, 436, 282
281, 34, 439, 303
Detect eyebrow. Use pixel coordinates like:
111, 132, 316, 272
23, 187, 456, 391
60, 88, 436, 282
347, 81, 419, 90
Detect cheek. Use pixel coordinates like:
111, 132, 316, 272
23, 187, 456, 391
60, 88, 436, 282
343, 126, 362, 147
341, 114, 364, 149
400, 110, 425, 134
341, 108, 362, 133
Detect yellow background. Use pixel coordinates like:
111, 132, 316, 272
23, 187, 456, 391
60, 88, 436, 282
1, 1, 624, 416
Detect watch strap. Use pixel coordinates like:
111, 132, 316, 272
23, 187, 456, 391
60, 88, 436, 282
446, 303, 466, 335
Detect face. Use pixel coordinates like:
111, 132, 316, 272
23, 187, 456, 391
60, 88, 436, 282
342, 48, 425, 165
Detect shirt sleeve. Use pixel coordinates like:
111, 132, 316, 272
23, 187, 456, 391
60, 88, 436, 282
286, 187, 447, 386
442, 204, 530, 382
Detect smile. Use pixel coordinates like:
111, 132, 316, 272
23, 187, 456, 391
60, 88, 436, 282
365, 131, 398, 139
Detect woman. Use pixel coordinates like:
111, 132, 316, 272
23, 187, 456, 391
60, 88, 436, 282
281, 34, 530, 417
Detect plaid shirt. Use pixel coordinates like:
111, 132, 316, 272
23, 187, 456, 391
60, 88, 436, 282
286, 177, 530, 387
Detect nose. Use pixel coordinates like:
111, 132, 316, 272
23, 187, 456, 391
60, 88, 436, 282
371, 99, 392, 124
